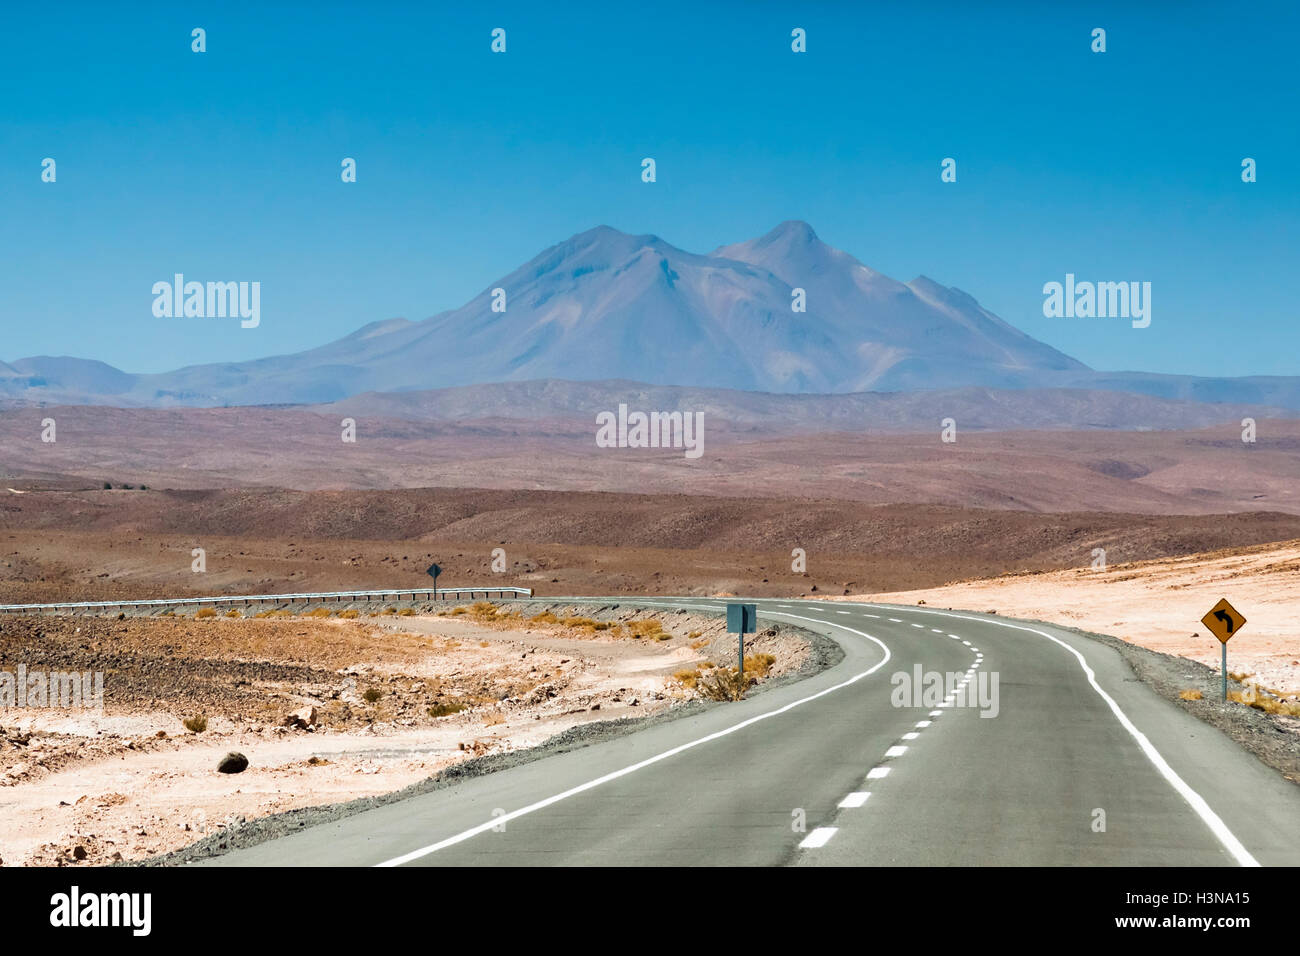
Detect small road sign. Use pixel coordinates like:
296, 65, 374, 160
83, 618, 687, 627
1201, 598, 1246, 700
426, 563, 442, 588
1201, 598, 1245, 644
727, 603, 757, 635
727, 603, 757, 684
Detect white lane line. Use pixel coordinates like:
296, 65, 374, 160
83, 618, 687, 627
867, 767, 891, 779
864, 614, 880, 618
929, 710, 944, 717
843, 601, 1262, 868
837, 610, 851, 615
902, 732, 919, 740
374, 609, 892, 867
949, 634, 961, 639
777, 604, 793, 608
799, 827, 839, 848
931, 628, 945, 634
838, 792, 871, 808
962, 640, 971, 646
885, 745, 908, 757
911, 623, 925, 629
888, 618, 903, 623
915, 720, 932, 728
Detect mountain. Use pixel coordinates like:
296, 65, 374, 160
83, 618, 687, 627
2, 222, 1298, 412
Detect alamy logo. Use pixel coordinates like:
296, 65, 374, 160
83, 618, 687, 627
152, 274, 260, 328
595, 403, 704, 459
50, 886, 151, 936
1042, 274, 1150, 328
890, 665, 999, 718
0, 665, 104, 710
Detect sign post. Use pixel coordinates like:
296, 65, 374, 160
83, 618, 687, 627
426, 563, 442, 596
1200, 598, 1246, 700
726, 603, 757, 681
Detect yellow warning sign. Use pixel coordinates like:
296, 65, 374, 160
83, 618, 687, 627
1201, 598, 1246, 644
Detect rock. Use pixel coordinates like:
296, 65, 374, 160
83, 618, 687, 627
283, 706, 318, 730
217, 752, 249, 774
72, 845, 87, 860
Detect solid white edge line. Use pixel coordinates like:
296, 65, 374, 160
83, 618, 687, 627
840, 601, 1261, 867
374, 607, 891, 867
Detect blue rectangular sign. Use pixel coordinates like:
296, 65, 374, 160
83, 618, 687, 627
727, 603, 757, 634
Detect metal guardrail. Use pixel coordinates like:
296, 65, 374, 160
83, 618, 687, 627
0, 586, 534, 614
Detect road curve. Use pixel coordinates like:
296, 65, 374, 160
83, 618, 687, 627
203, 598, 1300, 867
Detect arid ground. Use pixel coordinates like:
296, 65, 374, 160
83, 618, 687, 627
2, 410, 1297, 866
0, 601, 810, 866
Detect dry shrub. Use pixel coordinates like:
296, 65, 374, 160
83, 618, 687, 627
696, 666, 752, 701
627, 619, 669, 641
183, 715, 208, 733
674, 668, 700, 688
1179, 689, 1204, 701
1229, 686, 1300, 716
195, 607, 216, 619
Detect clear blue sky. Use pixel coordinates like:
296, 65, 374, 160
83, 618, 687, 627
2, 0, 1296, 377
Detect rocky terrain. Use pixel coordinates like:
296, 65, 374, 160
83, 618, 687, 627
0, 601, 811, 866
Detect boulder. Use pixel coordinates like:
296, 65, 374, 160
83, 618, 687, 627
283, 705, 318, 730
217, 752, 249, 774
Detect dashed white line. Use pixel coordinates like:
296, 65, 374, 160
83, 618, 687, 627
374, 607, 892, 867
838, 792, 871, 809
885, 745, 908, 757
843, 600, 1263, 867
799, 827, 838, 848
915, 720, 932, 728
867, 767, 891, 779
902, 732, 919, 740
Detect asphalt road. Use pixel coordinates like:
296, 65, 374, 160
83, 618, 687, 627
206, 599, 1300, 867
